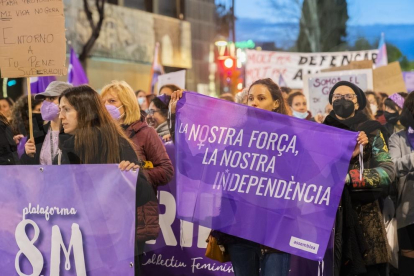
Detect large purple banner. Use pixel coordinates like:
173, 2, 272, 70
141, 142, 334, 276
0, 165, 137, 275
175, 92, 356, 261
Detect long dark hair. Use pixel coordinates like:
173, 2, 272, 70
248, 78, 289, 115
400, 91, 414, 129
0, 113, 8, 125
59, 85, 134, 164
11, 95, 43, 135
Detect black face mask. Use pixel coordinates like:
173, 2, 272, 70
384, 111, 399, 125
333, 99, 355, 119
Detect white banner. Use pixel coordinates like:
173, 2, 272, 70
303, 69, 374, 116
245, 49, 378, 89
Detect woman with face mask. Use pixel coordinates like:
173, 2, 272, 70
382, 93, 408, 142
323, 81, 396, 276
287, 92, 313, 120
388, 91, 414, 275
170, 79, 291, 276
101, 81, 174, 272
21, 81, 73, 165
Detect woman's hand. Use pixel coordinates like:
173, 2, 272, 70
119, 160, 140, 171
13, 134, 24, 145
352, 131, 368, 158
25, 139, 36, 158
162, 134, 171, 142
169, 89, 185, 114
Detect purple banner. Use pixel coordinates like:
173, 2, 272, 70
141, 142, 335, 276
141, 142, 234, 275
403, 71, 414, 92
175, 92, 356, 261
0, 165, 137, 275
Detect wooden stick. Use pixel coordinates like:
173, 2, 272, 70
27, 77, 34, 141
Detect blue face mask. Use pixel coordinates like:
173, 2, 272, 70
293, 110, 308, 119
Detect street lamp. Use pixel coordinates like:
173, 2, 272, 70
215, 35, 228, 57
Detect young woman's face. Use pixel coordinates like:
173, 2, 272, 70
146, 102, 166, 128
137, 91, 148, 109
247, 84, 279, 112
59, 97, 78, 135
291, 95, 307, 113
101, 91, 125, 116
0, 99, 11, 117
385, 106, 401, 114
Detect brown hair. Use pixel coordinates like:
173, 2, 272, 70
59, 85, 134, 164
159, 84, 181, 94
248, 78, 289, 115
287, 91, 305, 107
0, 113, 8, 125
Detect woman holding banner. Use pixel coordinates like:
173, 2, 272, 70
323, 81, 395, 276
170, 78, 291, 276
389, 91, 414, 276
100, 80, 173, 271
56, 85, 155, 274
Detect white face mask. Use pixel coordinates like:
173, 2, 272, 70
370, 103, 378, 115
292, 110, 308, 119
138, 97, 145, 105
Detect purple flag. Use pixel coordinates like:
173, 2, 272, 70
375, 33, 387, 68
68, 47, 89, 86
0, 165, 137, 275
175, 92, 357, 261
403, 71, 414, 92
30, 76, 57, 94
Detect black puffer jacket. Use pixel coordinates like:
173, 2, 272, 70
0, 120, 18, 165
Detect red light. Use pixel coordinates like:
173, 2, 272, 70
224, 58, 234, 69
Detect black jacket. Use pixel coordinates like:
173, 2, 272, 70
54, 134, 153, 207
0, 120, 18, 165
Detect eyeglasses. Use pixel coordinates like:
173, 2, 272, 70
332, 94, 357, 101
146, 109, 160, 115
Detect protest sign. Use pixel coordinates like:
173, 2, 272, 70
158, 70, 186, 94
321, 60, 373, 73
373, 61, 407, 94
141, 142, 335, 275
0, 165, 137, 275
402, 71, 414, 92
246, 49, 378, 88
174, 92, 357, 261
0, 0, 67, 78
303, 69, 374, 116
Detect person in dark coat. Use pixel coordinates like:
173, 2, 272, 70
100, 81, 173, 275
324, 81, 396, 276
0, 113, 18, 165
21, 81, 73, 165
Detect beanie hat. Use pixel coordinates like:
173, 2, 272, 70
329, 81, 367, 110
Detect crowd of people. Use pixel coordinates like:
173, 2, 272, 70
0, 78, 413, 276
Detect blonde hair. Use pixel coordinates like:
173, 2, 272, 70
101, 80, 141, 125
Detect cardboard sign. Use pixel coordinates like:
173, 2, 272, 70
303, 69, 374, 116
321, 60, 373, 72
245, 49, 378, 89
158, 70, 186, 93
0, 0, 67, 78
373, 62, 407, 94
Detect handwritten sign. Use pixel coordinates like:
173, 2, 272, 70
246, 49, 378, 89
373, 61, 407, 94
0, 0, 67, 78
303, 69, 374, 116
321, 60, 373, 73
